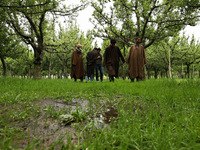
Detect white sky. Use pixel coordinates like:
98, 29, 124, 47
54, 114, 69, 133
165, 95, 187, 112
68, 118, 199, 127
68, 0, 200, 47
182, 25, 200, 41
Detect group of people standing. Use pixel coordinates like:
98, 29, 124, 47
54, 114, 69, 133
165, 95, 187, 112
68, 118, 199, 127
70, 44, 103, 82
70, 34, 147, 83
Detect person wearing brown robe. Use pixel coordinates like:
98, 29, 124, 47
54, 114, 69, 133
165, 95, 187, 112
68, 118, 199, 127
126, 34, 147, 82
86, 48, 98, 82
103, 39, 125, 82
71, 44, 84, 82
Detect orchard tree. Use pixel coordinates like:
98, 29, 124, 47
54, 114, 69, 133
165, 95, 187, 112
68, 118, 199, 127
146, 34, 200, 79
0, 26, 25, 76
145, 45, 166, 79
179, 35, 200, 78
1, 0, 87, 79
6, 50, 34, 78
45, 22, 93, 78
90, 0, 200, 48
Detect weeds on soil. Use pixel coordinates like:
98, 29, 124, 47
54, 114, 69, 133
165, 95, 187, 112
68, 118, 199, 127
0, 77, 200, 149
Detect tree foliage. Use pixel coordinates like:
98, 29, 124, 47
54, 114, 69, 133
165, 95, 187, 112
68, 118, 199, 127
43, 21, 93, 78
90, 0, 200, 48
1, 0, 87, 79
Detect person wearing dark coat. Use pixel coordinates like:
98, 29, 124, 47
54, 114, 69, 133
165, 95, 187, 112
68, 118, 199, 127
126, 33, 147, 82
71, 44, 84, 82
86, 48, 98, 82
96, 48, 103, 82
103, 39, 125, 82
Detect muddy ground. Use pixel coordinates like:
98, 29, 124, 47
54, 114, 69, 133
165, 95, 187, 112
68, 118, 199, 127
2, 98, 119, 149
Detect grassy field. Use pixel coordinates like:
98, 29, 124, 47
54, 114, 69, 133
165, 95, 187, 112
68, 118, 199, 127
0, 77, 200, 149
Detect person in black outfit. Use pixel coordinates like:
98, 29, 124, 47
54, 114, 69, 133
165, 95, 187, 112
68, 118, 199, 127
95, 48, 103, 82
86, 48, 98, 82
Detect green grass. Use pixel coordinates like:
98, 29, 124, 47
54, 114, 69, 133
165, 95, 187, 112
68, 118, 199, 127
0, 77, 200, 149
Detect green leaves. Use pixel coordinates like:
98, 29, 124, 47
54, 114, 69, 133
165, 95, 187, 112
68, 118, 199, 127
90, 0, 200, 48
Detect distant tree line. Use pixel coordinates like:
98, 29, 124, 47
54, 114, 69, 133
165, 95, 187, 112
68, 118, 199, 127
1, 0, 200, 79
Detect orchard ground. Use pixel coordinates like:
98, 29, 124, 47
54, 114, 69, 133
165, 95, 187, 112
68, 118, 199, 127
0, 77, 200, 149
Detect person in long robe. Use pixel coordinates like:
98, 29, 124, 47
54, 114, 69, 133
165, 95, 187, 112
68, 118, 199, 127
126, 33, 147, 82
71, 44, 84, 82
86, 48, 97, 82
103, 39, 125, 82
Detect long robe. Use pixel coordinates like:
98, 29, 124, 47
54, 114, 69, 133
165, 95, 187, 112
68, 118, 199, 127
103, 45, 125, 77
86, 50, 97, 76
71, 50, 84, 79
126, 45, 147, 79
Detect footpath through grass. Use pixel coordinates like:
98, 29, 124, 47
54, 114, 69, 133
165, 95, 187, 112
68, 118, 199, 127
0, 77, 200, 149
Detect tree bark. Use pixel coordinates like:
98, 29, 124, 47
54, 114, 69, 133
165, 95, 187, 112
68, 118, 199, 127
57, 70, 60, 79
122, 45, 126, 80
181, 63, 184, 78
186, 64, 190, 78
33, 46, 45, 79
28, 64, 32, 78
192, 64, 194, 78
160, 72, 163, 78
168, 45, 172, 79
33, 62, 42, 79
9, 66, 12, 76
63, 59, 68, 78
165, 69, 168, 78
147, 69, 151, 79
48, 52, 52, 79
1, 57, 7, 76
154, 69, 158, 79
199, 70, 200, 78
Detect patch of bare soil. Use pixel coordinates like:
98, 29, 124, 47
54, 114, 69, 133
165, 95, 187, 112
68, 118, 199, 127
11, 99, 119, 149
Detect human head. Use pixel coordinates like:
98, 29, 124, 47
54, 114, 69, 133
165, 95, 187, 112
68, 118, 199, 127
110, 39, 116, 45
97, 48, 101, 53
94, 47, 98, 51
135, 32, 141, 44
77, 44, 82, 50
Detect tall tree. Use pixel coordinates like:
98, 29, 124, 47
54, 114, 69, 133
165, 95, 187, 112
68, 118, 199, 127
90, 0, 200, 48
1, 0, 87, 79
179, 35, 200, 78
0, 25, 25, 76
45, 22, 93, 78
6, 49, 34, 78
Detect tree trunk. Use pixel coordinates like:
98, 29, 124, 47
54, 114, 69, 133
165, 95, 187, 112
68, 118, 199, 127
9, 66, 12, 76
63, 59, 68, 78
186, 64, 190, 78
147, 69, 151, 79
168, 45, 172, 79
165, 69, 168, 78
1, 57, 7, 76
33, 62, 42, 79
57, 70, 60, 79
122, 46, 126, 80
160, 72, 163, 78
48, 52, 52, 79
28, 64, 32, 78
144, 66, 146, 80
199, 70, 200, 78
192, 64, 194, 78
154, 69, 158, 79
33, 46, 45, 79
181, 63, 184, 78
122, 63, 126, 80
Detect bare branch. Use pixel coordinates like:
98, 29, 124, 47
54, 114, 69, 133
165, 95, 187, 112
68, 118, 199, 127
0, 1, 51, 8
